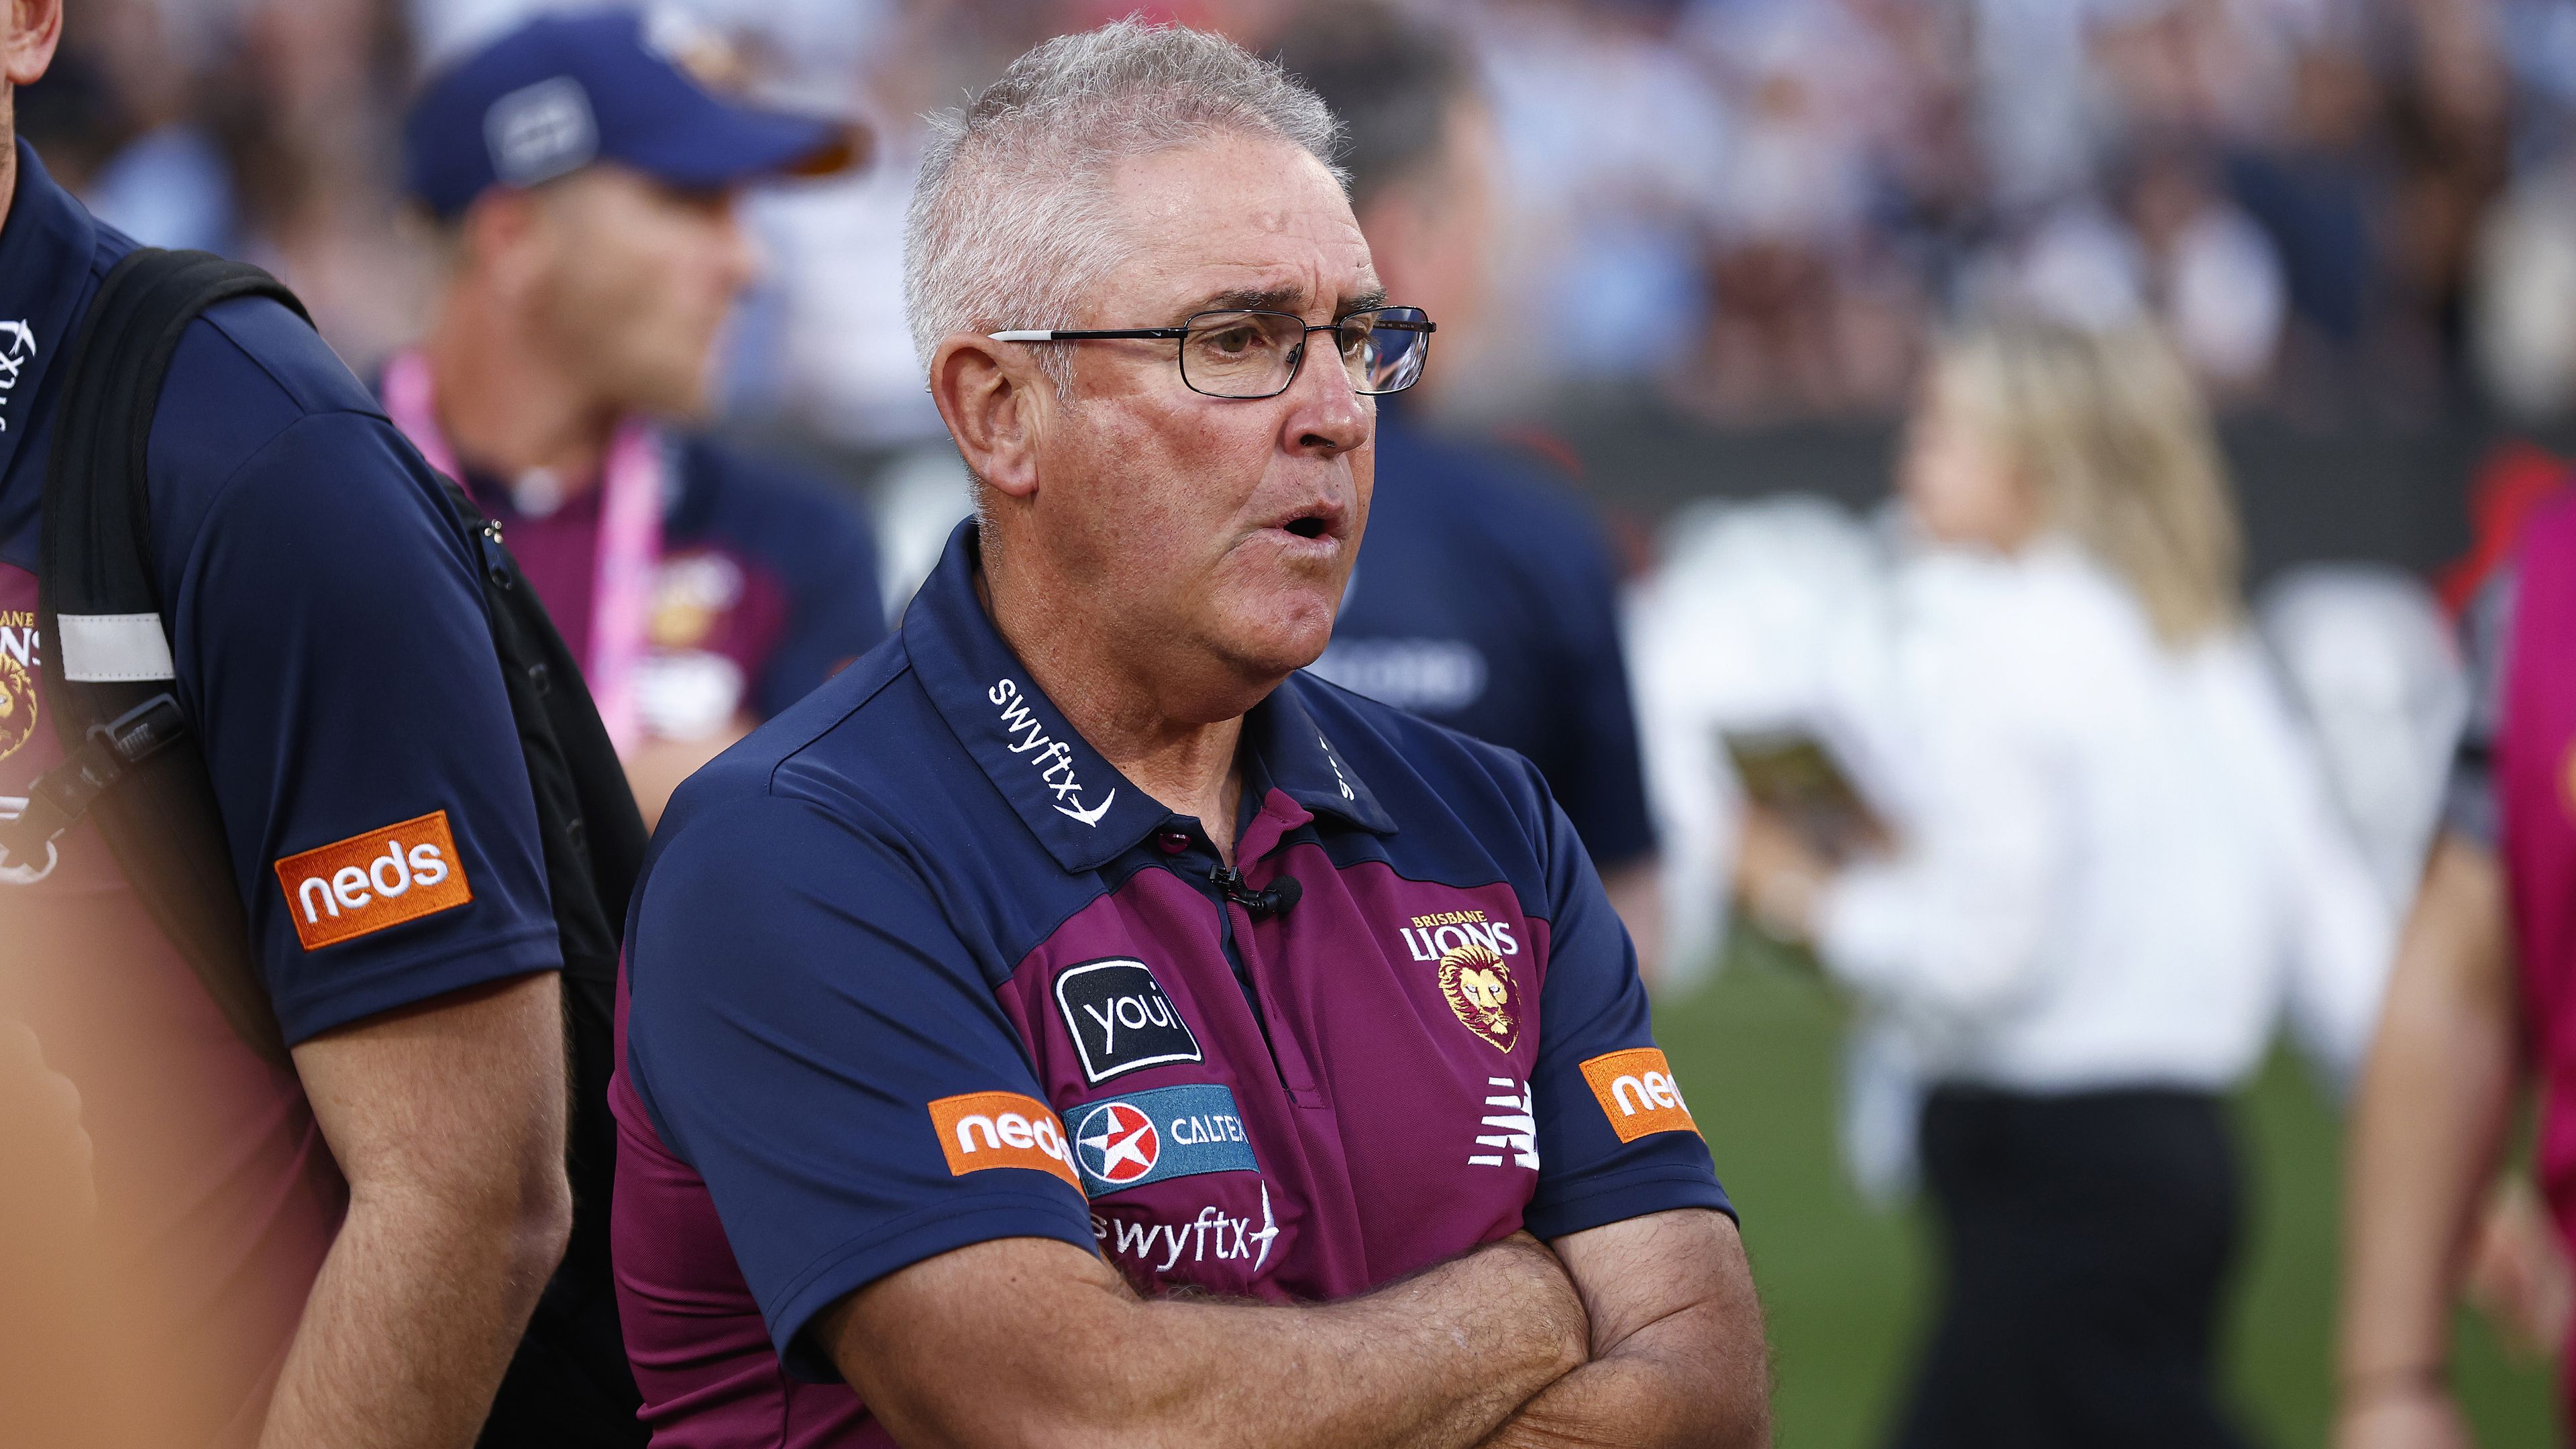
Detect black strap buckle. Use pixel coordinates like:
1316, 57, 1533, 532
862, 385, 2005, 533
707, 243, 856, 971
0, 693, 191, 877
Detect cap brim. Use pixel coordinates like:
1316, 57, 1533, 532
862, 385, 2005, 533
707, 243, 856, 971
619, 102, 871, 194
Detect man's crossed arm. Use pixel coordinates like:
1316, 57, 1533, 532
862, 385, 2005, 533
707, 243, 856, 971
1482, 1210, 1769, 1448
818, 1207, 1768, 1449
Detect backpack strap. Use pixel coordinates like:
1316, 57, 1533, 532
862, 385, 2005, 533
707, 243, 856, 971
24, 249, 309, 1067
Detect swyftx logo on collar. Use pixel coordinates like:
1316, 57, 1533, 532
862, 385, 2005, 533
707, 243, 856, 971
0, 321, 35, 433
988, 678, 1115, 826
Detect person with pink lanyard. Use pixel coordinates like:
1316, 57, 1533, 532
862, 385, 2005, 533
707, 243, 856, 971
392, 10, 888, 824
2339, 482, 2576, 1446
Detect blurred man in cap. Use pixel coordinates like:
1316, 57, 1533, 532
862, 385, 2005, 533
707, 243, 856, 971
393, 8, 886, 825
1277, 3, 1669, 983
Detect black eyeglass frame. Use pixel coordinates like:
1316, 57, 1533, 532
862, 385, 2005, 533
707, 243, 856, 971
988, 306, 1436, 399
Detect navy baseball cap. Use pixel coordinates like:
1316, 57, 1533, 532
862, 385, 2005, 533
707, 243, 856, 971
404, 8, 864, 220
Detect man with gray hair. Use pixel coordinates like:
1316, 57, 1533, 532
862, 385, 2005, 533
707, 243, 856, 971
610, 21, 1769, 1448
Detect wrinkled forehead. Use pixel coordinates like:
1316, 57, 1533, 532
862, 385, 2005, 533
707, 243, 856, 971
1091, 134, 1378, 326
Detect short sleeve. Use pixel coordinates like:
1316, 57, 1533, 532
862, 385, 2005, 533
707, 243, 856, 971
623, 793, 1095, 1377
166, 405, 561, 1043
1521, 781, 1731, 1240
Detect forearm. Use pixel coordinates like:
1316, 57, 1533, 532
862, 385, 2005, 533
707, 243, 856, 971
1138, 1236, 1586, 1449
1480, 1303, 1770, 1448
1479, 1212, 1770, 1449
264, 975, 572, 1449
2339, 837, 2520, 1388
256, 1185, 566, 1449
837, 1231, 1587, 1449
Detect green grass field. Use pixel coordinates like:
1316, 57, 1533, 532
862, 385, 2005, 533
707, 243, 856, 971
1656, 942, 2559, 1447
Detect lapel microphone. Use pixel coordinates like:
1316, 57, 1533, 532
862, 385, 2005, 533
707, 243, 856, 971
1212, 866, 1302, 921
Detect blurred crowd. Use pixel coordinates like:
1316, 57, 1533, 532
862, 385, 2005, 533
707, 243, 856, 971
29, 0, 2576, 437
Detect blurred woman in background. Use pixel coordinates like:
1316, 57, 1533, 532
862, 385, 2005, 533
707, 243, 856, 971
1735, 316, 2394, 1448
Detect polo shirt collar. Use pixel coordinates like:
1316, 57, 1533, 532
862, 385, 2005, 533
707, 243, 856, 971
0, 140, 101, 493
907, 522, 1170, 871
1248, 676, 1395, 835
905, 521, 1392, 873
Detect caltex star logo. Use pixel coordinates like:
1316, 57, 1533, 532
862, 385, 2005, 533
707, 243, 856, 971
1076, 1099, 1161, 1185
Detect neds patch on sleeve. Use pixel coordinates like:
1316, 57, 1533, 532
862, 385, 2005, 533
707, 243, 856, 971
273, 809, 474, 950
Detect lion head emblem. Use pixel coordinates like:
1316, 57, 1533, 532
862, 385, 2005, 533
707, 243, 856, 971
0, 651, 35, 764
1437, 943, 1517, 1053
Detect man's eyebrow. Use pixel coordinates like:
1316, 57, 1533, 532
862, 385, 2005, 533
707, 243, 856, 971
1185, 284, 1393, 321
1195, 285, 1305, 317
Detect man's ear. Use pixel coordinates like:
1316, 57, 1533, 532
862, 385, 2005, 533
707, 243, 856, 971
929, 335, 1047, 501
3, 0, 64, 89
457, 188, 550, 294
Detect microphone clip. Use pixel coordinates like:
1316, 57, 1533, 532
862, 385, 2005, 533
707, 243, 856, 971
1211, 865, 1301, 921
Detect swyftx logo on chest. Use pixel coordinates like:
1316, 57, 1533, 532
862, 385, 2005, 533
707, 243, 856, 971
1056, 959, 1203, 1085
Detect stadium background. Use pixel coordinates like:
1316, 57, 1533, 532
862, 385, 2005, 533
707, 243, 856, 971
23, 0, 2576, 1440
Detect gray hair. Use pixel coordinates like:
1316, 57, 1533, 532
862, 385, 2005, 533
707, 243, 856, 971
903, 20, 1346, 392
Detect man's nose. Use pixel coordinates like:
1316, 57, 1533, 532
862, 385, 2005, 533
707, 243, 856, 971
1281, 340, 1371, 457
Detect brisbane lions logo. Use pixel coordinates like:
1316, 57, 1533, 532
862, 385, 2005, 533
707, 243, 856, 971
1438, 943, 1518, 1053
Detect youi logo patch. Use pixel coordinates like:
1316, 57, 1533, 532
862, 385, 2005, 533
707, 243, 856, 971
988, 677, 1116, 826
1055, 958, 1202, 1085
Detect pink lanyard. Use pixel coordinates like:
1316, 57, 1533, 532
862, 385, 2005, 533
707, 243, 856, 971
381, 350, 661, 755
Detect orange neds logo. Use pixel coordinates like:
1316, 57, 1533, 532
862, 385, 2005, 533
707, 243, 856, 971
1580, 1048, 1699, 1144
927, 1091, 1083, 1194
272, 809, 474, 951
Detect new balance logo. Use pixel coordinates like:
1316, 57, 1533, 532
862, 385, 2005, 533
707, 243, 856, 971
1470, 1077, 1538, 1170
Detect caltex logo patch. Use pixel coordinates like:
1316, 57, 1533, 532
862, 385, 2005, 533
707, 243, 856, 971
1067, 1082, 1258, 1198
1075, 1100, 1161, 1187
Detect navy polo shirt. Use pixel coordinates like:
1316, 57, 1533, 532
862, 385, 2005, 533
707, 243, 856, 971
0, 140, 558, 1440
1315, 416, 1657, 871
610, 520, 1728, 1445
0, 140, 559, 1032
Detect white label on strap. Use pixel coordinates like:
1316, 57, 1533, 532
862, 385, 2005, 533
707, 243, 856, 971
58, 612, 175, 682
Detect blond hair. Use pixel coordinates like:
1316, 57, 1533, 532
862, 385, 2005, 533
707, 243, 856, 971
1937, 317, 2244, 647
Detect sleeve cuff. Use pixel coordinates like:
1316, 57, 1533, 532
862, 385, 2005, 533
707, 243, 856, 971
270, 924, 564, 1044
769, 1187, 1100, 1383
1523, 1158, 1735, 1242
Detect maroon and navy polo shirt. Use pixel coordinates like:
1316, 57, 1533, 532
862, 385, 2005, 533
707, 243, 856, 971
610, 521, 1731, 1447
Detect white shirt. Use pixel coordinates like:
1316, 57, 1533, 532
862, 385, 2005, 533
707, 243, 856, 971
1818, 540, 2394, 1095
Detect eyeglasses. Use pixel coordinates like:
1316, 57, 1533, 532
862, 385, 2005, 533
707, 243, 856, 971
989, 306, 1435, 399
